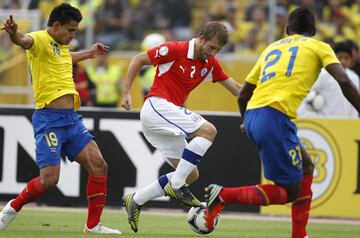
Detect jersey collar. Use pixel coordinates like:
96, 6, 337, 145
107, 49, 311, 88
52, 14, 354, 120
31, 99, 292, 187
187, 38, 196, 59
187, 38, 208, 62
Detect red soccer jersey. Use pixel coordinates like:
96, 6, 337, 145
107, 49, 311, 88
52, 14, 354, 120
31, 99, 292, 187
145, 39, 229, 106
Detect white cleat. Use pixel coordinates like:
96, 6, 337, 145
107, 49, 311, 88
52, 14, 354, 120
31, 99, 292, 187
83, 223, 122, 234
0, 199, 17, 230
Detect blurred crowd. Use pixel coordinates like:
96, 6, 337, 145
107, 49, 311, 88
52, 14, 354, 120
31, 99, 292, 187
1, 0, 360, 53
1, 0, 360, 111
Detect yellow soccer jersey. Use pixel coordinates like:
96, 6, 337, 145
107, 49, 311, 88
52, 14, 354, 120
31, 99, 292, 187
26, 30, 80, 110
245, 34, 340, 118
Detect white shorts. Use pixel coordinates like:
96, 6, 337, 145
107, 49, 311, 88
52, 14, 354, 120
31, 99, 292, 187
140, 97, 207, 159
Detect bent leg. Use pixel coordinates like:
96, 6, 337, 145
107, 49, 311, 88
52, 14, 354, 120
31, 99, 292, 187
11, 165, 59, 212
171, 122, 216, 188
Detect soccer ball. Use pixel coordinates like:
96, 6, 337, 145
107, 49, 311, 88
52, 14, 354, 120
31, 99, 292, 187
187, 205, 220, 234
306, 90, 325, 111
141, 33, 166, 51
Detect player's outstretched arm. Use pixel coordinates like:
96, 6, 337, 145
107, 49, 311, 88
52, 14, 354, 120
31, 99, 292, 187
326, 63, 360, 113
219, 77, 242, 96
70, 42, 109, 63
121, 52, 151, 111
237, 82, 256, 121
1, 15, 33, 49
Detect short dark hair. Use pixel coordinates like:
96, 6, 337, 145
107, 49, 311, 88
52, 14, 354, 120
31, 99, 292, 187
198, 21, 228, 46
287, 6, 316, 36
333, 41, 353, 56
345, 39, 359, 52
47, 3, 82, 27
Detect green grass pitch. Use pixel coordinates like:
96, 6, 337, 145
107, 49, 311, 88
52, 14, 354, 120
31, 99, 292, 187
1, 207, 360, 238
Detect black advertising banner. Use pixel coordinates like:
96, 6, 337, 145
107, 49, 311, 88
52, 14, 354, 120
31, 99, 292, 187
0, 107, 260, 212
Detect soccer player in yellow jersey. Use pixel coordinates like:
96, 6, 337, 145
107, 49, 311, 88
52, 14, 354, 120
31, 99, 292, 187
0, 3, 121, 234
205, 7, 360, 238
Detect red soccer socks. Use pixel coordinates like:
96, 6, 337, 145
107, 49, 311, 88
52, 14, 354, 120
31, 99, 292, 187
11, 176, 46, 212
291, 175, 313, 238
86, 175, 107, 229
220, 184, 288, 205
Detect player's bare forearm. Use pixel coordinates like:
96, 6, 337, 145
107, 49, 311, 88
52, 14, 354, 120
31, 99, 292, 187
2, 15, 33, 49
9, 30, 32, 49
237, 82, 256, 122
71, 42, 109, 63
237, 97, 248, 123
219, 77, 242, 96
124, 52, 151, 92
327, 63, 360, 114
340, 80, 360, 114
70, 50, 93, 63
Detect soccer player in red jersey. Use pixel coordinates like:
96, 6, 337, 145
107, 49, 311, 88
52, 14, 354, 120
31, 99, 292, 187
121, 21, 241, 232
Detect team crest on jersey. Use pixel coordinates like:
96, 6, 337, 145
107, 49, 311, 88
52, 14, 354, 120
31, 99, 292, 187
201, 68, 208, 76
159, 46, 169, 56
191, 114, 201, 122
50, 42, 60, 56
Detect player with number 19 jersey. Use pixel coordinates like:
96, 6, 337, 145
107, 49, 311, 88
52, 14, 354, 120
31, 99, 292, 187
245, 34, 340, 118
146, 39, 228, 106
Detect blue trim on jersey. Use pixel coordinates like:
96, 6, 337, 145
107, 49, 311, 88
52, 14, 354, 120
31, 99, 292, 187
158, 174, 169, 189
182, 148, 202, 165
148, 98, 190, 136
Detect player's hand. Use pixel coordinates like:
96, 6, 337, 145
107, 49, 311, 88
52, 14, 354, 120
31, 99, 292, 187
121, 92, 132, 111
1, 15, 18, 35
90, 42, 109, 57
240, 123, 246, 134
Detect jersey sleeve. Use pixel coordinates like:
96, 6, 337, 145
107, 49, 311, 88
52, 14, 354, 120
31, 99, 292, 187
317, 42, 340, 68
245, 57, 262, 85
211, 57, 229, 82
147, 42, 179, 67
26, 31, 42, 56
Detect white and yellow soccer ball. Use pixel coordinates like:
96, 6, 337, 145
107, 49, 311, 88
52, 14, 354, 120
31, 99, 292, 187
187, 204, 220, 234
141, 33, 166, 51
306, 90, 325, 111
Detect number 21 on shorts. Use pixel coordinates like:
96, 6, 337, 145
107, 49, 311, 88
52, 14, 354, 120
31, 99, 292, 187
289, 145, 302, 168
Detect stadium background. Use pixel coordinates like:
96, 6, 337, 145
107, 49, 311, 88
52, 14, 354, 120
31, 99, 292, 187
0, 0, 359, 219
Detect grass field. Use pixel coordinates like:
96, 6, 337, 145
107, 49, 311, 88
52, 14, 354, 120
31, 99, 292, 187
1, 207, 360, 238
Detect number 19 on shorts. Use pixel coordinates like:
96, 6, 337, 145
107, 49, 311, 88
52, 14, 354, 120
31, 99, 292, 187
45, 132, 58, 147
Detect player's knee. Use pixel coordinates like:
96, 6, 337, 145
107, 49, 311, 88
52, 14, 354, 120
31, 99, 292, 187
195, 122, 217, 141
301, 148, 314, 175
302, 157, 314, 175
41, 176, 59, 189
89, 156, 108, 176
287, 191, 299, 202
280, 183, 301, 203
285, 185, 301, 202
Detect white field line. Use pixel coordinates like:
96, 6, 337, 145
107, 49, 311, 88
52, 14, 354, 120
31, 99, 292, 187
7, 204, 360, 226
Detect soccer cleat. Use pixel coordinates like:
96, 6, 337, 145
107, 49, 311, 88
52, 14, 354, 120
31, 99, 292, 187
122, 193, 142, 233
0, 199, 17, 230
164, 183, 203, 208
83, 223, 122, 234
204, 184, 225, 230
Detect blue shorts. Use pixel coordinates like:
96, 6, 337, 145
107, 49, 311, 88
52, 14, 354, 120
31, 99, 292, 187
32, 108, 94, 169
244, 107, 303, 184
